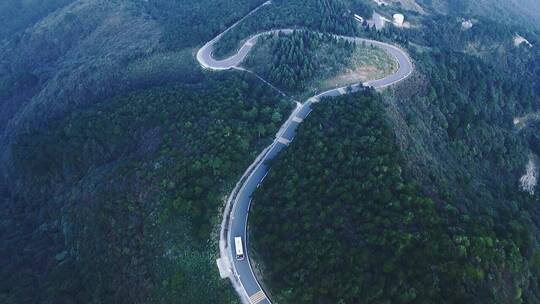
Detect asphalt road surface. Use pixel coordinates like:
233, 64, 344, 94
196, 4, 413, 303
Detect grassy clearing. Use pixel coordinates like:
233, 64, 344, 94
322, 43, 398, 90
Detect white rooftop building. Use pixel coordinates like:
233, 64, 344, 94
393, 13, 404, 26
461, 19, 473, 30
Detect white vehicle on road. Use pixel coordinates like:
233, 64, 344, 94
235, 236, 245, 260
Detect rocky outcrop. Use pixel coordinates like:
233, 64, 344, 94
520, 154, 538, 195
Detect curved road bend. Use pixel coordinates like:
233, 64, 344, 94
196, 5, 413, 304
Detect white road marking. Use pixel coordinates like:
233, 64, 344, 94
249, 290, 267, 304
277, 137, 291, 145
261, 171, 269, 182
277, 137, 292, 144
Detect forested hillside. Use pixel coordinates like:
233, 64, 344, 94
1, 73, 291, 303
247, 1, 540, 303
213, 0, 358, 58
0, 0, 293, 302
0, 0, 75, 40
368, 0, 540, 93
0, 0, 267, 139
244, 30, 395, 95
415, 0, 540, 28
2, 0, 540, 303
251, 91, 533, 303
245, 31, 354, 92
142, 0, 266, 49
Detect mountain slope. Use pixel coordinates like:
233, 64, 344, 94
1, 0, 540, 303
0, 0, 288, 302
416, 0, 540, 28
251, 90, 531, 303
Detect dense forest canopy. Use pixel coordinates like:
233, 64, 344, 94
244, 31, 357, 93
251, 91, 533, 303
244, 30, 396, 97
0, 0, 75, 40
244, 1, 540, 303
2, 73, 291, 303
142, 0, 266, 50
1, 0, 540, 303
213, 0, 359, 58
415, 0, 540, 29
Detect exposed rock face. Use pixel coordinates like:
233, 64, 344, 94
514, 112, 540, 130
514, 34, 533, 47
520, 154, 538, 195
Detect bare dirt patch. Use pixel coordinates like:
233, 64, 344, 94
323, 44, 398, 89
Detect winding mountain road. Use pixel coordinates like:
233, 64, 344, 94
196, 3, 413, 303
